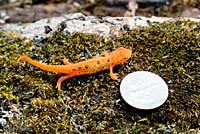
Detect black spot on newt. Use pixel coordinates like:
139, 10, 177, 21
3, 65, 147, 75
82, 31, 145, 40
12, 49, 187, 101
107, 59, 110, 62
85, 65, 89, 69
78, 67, 82, 70
97, 61, 100, 64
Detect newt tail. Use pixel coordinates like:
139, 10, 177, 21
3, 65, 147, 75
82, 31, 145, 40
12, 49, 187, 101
17, 56, 73, 74
17, 47, 132, 91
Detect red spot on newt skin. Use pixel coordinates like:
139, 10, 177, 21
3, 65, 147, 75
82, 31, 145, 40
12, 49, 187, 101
17, 47, 132, 91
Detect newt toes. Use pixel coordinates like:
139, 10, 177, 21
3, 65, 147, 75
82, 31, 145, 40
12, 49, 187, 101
17, 47, 132, 91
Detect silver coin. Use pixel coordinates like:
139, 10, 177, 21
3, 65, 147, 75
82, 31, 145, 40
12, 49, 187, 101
120, 71, 168, 110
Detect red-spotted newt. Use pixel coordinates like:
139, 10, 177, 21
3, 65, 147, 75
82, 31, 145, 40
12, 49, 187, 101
17, 47, 132, 91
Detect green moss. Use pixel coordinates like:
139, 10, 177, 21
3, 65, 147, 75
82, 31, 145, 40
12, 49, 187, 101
0, 20, 199, 133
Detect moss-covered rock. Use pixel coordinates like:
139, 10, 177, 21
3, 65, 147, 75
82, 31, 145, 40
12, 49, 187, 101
0, 20, 199, 133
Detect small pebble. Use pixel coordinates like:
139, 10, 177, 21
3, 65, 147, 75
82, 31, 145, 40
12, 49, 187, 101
0, 118, 6, 129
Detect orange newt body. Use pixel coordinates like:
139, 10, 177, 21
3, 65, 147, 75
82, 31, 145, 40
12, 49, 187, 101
17, 47, 132, 91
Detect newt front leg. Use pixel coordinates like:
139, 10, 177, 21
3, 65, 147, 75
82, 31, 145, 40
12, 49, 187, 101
102, 52, 109, 56
109, 67, 119, 80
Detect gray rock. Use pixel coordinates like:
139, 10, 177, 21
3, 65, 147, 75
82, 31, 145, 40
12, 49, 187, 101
0, 13, 199, 40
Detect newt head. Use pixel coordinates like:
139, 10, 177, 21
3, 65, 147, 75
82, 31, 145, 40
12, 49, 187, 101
110, 47, 132, 65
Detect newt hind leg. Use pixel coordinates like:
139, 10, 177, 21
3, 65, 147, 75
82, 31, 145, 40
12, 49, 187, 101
56, 73, 75, 91
63, 58, 72, 65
